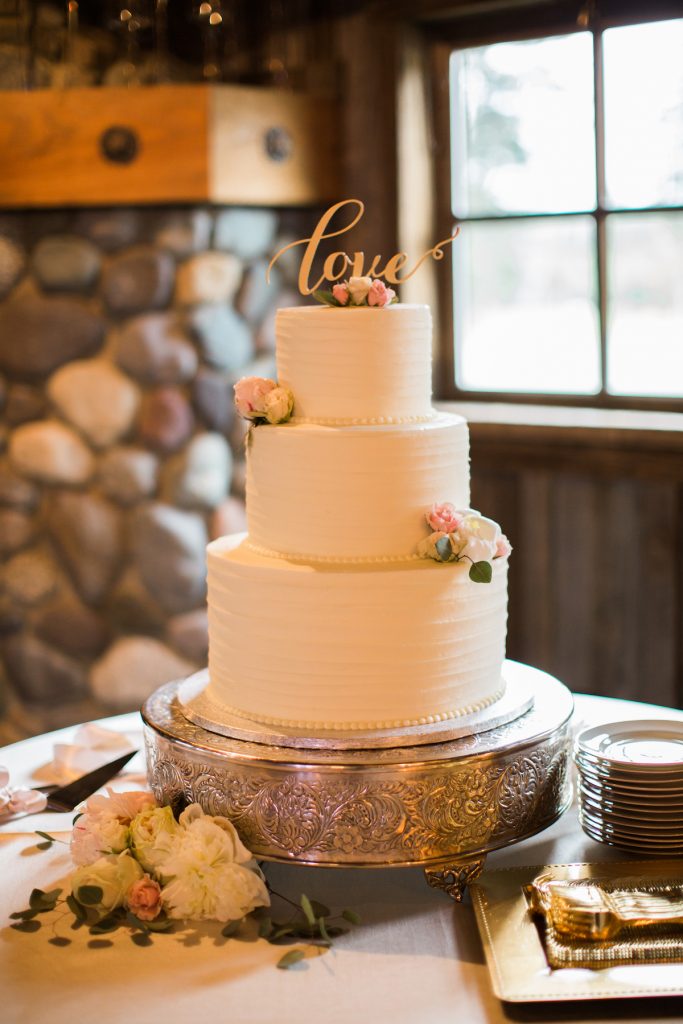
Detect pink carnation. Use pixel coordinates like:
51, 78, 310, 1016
367, 279, 396, 307
332, 283, 350, 305
126, 874, 163, 921
233, 376, 277, 420
495, 534, 512, 558
426, 502, 463, 534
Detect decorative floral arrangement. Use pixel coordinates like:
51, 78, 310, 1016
417, 503, 512, 582
10, 789, 359, 969
313, 275, 397, 308
234, 376, 295, 426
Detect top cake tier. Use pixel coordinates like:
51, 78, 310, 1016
276, 303, 433, 424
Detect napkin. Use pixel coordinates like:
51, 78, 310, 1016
0, 766, 47, 821
51, 723, 136, 784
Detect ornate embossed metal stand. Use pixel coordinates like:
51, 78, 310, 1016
143, 661, 573, 901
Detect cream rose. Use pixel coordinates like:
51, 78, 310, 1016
159, 804, 269, 922
347, 276, 373, 305
129, 805, 181, 877
72, 851, 143, 916
263, 385, 294, 425
458, 513, 501, 563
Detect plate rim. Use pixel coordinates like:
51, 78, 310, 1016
576, 719, 683, 768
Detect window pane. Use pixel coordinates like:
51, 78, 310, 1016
604, 19, 683, 209
450, 34, 596, 217
607, 212, 683, 397
454, 217, 600, 394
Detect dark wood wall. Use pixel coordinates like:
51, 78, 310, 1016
453, 405, 683, 708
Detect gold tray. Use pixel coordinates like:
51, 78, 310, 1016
470, 860, 683, 1002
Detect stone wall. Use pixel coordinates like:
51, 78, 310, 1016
0, 205, 303, 738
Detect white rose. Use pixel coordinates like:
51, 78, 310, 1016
417, 531, 453, 562
347, 276, 373, 305
263, 385, 294, 425
458, 513, 501, 563
71, 812, 130, 867
159, 804, 269, 922
72, 851, 143, 916
129, 805, 181, 877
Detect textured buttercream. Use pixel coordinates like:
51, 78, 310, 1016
206, 536, 508, 731
276, 304, 433, 422
246, 413, 470, 560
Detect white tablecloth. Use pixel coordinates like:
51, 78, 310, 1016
1, 694, 682, 1024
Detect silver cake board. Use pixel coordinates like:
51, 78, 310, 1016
178, 663, 534, 750
143, 661, 574, 901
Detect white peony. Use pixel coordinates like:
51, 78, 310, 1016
263, 385, 294, 425
71, 788, 156, 867
458, 512, 501, 563
71, 851, 143, 916
347, 276, 373, 305
129, 805, 181, 877
159, 803, 270, 922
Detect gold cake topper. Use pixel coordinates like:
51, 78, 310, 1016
267, 199, 460, 296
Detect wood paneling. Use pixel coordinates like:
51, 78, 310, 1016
453, 406, 683, 708
0, 85, 340, 208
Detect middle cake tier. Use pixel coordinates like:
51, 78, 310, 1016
246, 411, 470, 561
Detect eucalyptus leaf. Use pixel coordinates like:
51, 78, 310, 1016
318, 917, 331, 943
258, 917, 273, 939
77, 885, 103, 906
342, 909, 361, 925
325, 926, 349, 938
300, 894, 316, 928
66, 893, 86, 921
9, 909, 38, 920
221, 920, 241, 938
469, 560, 493, 584
89, 916, 120, 935
435, 536, 453, 562
309, 901, 330, 918
29, 887, 60, 911
126, 911, 150, 932
276, 948, 306, 970
72, 812, 83, 825
11, 919, 42, 933
145, 917, 174, 933
312, 289, 338, 307
34, 831, 55, 845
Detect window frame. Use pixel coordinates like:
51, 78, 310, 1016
427, 8, 683, 412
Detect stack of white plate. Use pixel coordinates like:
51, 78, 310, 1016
575, 720, 683, 856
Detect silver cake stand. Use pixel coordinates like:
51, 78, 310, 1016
142, 660, 573, 901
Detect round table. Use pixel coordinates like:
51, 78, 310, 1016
1, 693, 682, 1024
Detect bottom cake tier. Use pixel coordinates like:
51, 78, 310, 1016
205, 534, 509, 731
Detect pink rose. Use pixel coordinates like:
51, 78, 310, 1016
126, 874, 163, 921
367, 280, 396, 307
495, 534, 512, 558
426, 502, 463, 534
332, 283, 349, 305
233, 377, 277, 420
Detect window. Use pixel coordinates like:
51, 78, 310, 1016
448, 18, 683, 405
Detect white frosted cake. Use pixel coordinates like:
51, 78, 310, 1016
205, 303, 509, 731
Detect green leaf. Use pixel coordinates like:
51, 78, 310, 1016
34, 831, 55, 845
309, 901, 330, 918
318, 917, 331, 943
66, 893, 86, 921
435, 536, 453, 562
276, 948, 306, 970
145, 917, 174, 933
9, 909, 38, 920
271, 925, 296, 940
312, 289, 338, 307
342, 908, 361, 926
29, 887, 61, 911
11, 919, 42, 933
48, 936, 72, 947
72, 812, 83, 825
221, 920, 241, 939
258, 917, 273, 939
89, 916, 120, 935
469, 560, 493, 584
300, 894, 316, 928
77, 885, 103, 906
325, 926, 349, 938
126, 911, 150, 932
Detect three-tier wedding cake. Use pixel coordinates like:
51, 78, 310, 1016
202, 300, 510, 734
